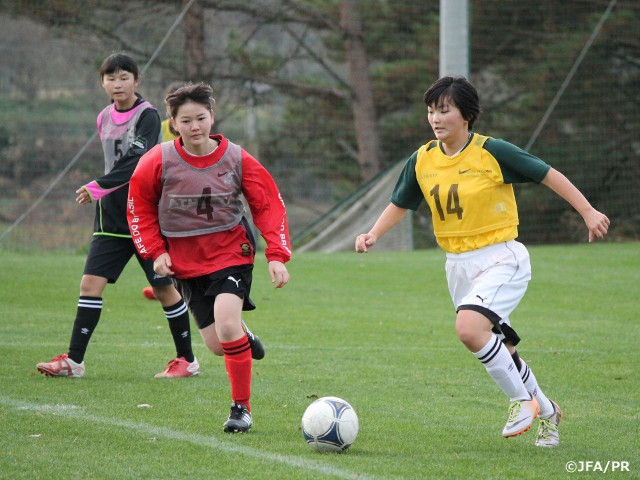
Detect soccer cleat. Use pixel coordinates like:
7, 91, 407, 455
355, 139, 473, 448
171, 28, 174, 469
223, 403, 253, 433
142, 286, 157, 300
535, 400, 563, 447
154, 357, 200, 378
242, 320, 265, 360
37, 354, 85, 378
502, 396, 540, 437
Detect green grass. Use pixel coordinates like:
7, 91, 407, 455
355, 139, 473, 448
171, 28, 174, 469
1, 243, 638, 479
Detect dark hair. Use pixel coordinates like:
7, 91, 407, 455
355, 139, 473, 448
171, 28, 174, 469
423, 76, 481, 130
165, 82, 216, 119
99, 53, 139, 80
164, 81, 184, 97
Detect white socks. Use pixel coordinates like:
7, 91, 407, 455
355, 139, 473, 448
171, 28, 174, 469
474, 336, 530, 402
518, 358, 554, 418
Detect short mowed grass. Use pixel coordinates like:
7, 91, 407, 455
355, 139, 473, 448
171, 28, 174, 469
1, 243, 638, 480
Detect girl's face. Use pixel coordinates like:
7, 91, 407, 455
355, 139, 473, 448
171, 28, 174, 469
101, 69, 139, 110
171, 101, 214, 153
427, 97, 469, 144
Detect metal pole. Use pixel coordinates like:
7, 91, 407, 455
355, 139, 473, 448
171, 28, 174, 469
440, 0, 469, 78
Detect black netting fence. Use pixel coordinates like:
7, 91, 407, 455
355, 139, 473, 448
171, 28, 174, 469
0, 0, 637, 252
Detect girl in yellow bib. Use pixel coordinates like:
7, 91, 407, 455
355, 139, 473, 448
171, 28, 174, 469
355, 76, 609, 447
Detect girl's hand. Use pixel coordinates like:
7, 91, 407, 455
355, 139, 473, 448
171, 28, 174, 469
153, 253, 175, 277
75, 187, 91, 205
355, 233, 376, 253
268, 261, 289, 288
583, 208, 610, 242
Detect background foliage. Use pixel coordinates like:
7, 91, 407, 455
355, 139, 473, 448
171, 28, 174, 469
0, 0, 638, 251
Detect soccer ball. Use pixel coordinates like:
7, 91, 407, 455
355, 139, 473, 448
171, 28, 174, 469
301, 396, 359, 452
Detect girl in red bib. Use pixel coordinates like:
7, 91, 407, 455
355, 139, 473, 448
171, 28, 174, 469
128, 82, 291, 433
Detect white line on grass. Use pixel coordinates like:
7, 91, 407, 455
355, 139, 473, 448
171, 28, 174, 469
2, 395, 389, 480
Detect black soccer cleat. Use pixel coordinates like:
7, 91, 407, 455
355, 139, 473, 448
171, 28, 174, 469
223, 403, 253, 433
242, 320, 265, 360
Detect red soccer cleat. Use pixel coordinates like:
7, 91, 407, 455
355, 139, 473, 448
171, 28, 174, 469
155, 357, 200, 378
37, 353, 85, 378
142, 286, 157, 300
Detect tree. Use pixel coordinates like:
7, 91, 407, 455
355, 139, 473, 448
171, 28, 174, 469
0, 0, 438, 185
339, 0, 380, 181
1, 0, 638, 245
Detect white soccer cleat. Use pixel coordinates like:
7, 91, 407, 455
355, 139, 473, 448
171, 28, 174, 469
502, 396, 540, 437
535, 400, 562, 447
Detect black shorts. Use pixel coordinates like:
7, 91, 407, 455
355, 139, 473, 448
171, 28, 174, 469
176, 264, 256, 330
83, 234, 173, 287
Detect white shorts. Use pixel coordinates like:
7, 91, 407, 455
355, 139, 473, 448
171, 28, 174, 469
445, 240, 531, 337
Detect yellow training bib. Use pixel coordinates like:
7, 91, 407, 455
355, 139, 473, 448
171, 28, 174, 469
415, 134, 519, 253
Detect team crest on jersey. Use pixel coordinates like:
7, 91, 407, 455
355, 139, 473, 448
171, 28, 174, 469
240, 243, 251, 256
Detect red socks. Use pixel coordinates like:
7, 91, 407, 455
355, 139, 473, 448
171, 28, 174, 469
221, 335, 252, 410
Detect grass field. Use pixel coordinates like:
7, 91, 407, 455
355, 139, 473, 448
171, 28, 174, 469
1, 243, 638, 479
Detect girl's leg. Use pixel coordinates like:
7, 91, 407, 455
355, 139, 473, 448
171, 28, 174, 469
508, 347, 554, 417
213, 293, 253, 433
456, 309, 539, 437
153, 284, 195, 363
457, 310, 530, 402
67, 274, 109, 363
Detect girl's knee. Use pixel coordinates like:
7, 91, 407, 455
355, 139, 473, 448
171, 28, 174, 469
455, 311, 494, 352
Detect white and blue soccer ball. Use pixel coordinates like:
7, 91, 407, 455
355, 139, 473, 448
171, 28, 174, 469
301, 396, 359, 452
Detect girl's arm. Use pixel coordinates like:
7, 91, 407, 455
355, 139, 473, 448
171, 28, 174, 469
127, 146, 168, 261
241, 152, 292, 264
355, 203, 408, 253
541, 167, 610, 242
